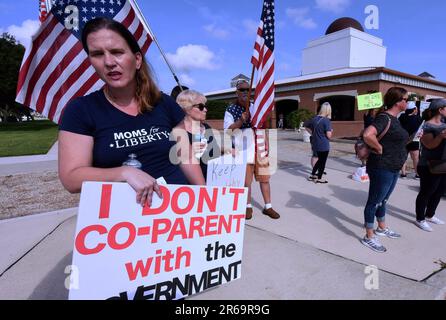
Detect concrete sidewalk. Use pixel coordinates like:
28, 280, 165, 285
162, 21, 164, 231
0, 141, 58, 176
0, 133, 445, 299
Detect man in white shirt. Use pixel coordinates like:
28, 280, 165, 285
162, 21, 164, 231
224, 80, 280, 220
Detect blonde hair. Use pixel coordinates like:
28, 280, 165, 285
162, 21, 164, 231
319, 102, 332, 119
176, 90, 207, 110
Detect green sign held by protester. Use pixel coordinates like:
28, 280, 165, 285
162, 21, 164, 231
357, 92, 383, 111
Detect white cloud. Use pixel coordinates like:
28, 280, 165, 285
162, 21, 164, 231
286, 8, 317, 29
179, 74, 196, 87
242, 19, 259, 35
1, 20, 40, 50
166, 45, 220, 72
203, 24, 230, 39
315, 0, 350, 13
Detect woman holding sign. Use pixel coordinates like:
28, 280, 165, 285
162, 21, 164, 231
361, 87, 409, 253
58, 18, 205, 207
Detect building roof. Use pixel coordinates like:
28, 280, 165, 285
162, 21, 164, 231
418, 72, 435, 78
325, 17, 364, 35
205, 67, 446, 99
231, 74, 250, 81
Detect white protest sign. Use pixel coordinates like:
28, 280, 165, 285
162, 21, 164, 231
69, 182, 247, 300
420, 102, 430, 114
207, 155, 247, 187
412, 120, 425, 143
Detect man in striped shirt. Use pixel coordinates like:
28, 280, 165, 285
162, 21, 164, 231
224, 80, 280, 220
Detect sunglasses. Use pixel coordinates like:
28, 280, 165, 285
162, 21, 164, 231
401, 98, 409, 102
237, 88, 249, 93
191, 103, 207, 111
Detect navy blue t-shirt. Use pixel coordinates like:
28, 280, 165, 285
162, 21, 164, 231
59, 90, 188, 185
305, 116, 332, 152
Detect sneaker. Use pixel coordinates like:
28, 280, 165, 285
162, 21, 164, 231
361, 236, 387, 253
374, 227, 401, 239
245, 208, 253, 220
426, 216, 445, 225
400, 174, 407, 178
415, 220, 433, 232
262, 208, 280, 219
308, 175, 317, 181
315, 179, 328, 184
414, 174, 420, 179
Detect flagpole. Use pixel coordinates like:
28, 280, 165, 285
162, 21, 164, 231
130, 0, 183, 90
246, 65, 256, 113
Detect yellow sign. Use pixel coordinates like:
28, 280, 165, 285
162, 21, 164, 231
357, 93, 383, 111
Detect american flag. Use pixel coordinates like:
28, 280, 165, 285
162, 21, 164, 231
250, 0, 275, 129
16, 0, 153, 123
39, 0, 48, 22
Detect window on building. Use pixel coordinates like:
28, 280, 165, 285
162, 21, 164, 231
318, 96, 355, 121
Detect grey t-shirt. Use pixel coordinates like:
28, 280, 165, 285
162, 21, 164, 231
366, 112, 409, 172
419, 122, 446, 167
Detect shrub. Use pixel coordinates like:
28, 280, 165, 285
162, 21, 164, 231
206, 100, 230, 119
286, 109, 315, 129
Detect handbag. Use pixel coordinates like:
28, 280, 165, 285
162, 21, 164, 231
428, 160, 446, 174
355, 114, 391, 161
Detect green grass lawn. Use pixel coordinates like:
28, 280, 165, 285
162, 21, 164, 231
0, 120, 59, 157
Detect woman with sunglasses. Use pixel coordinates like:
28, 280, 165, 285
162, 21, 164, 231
58, 18, 205, 208
175, 90, 220, 181
361, 87, 410, 253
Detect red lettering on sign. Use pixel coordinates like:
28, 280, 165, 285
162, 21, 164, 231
142, 186, 170, 216
99, 184, 113, 219
151, 218, 172, 243
205, 215, 219, 236
167, 218, 188, 242
171, 187, 195, 214
108, 222, 137, 250
75, 224, 107, 255
229, 188, 244, 211
188, 217, 205, 238
197, 187, 218, 213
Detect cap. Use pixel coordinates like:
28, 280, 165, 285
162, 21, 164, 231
427, 98, 446, 111
236, 80, 249, 89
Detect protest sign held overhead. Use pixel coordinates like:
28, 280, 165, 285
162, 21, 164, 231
357, 92, 383, 111
69, 182, 247, 300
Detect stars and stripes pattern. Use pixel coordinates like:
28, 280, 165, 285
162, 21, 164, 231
39, 0, 48, 22
250, 0, 275, 129
16, 0, 153, 123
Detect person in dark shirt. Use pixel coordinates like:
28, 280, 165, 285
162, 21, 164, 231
175, 89, 221, 181
304, 102, 333, 183
361, 87, 410, 253
170, 85, 189, 101
58, 18, 204, 207
363, 108, 379, 129
398, 103, 423, 178
414, 99, 446, 231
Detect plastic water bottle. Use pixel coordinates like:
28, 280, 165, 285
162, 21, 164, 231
122, 153, 142, 169
193, 133, 207, 159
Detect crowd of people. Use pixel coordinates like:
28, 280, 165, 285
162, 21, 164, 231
359, 88, 446, 252
58, 18, 445, 258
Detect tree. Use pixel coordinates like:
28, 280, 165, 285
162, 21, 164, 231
0, 33, 34, 123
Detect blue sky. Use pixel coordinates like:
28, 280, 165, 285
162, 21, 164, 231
1, 0, 445, 94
